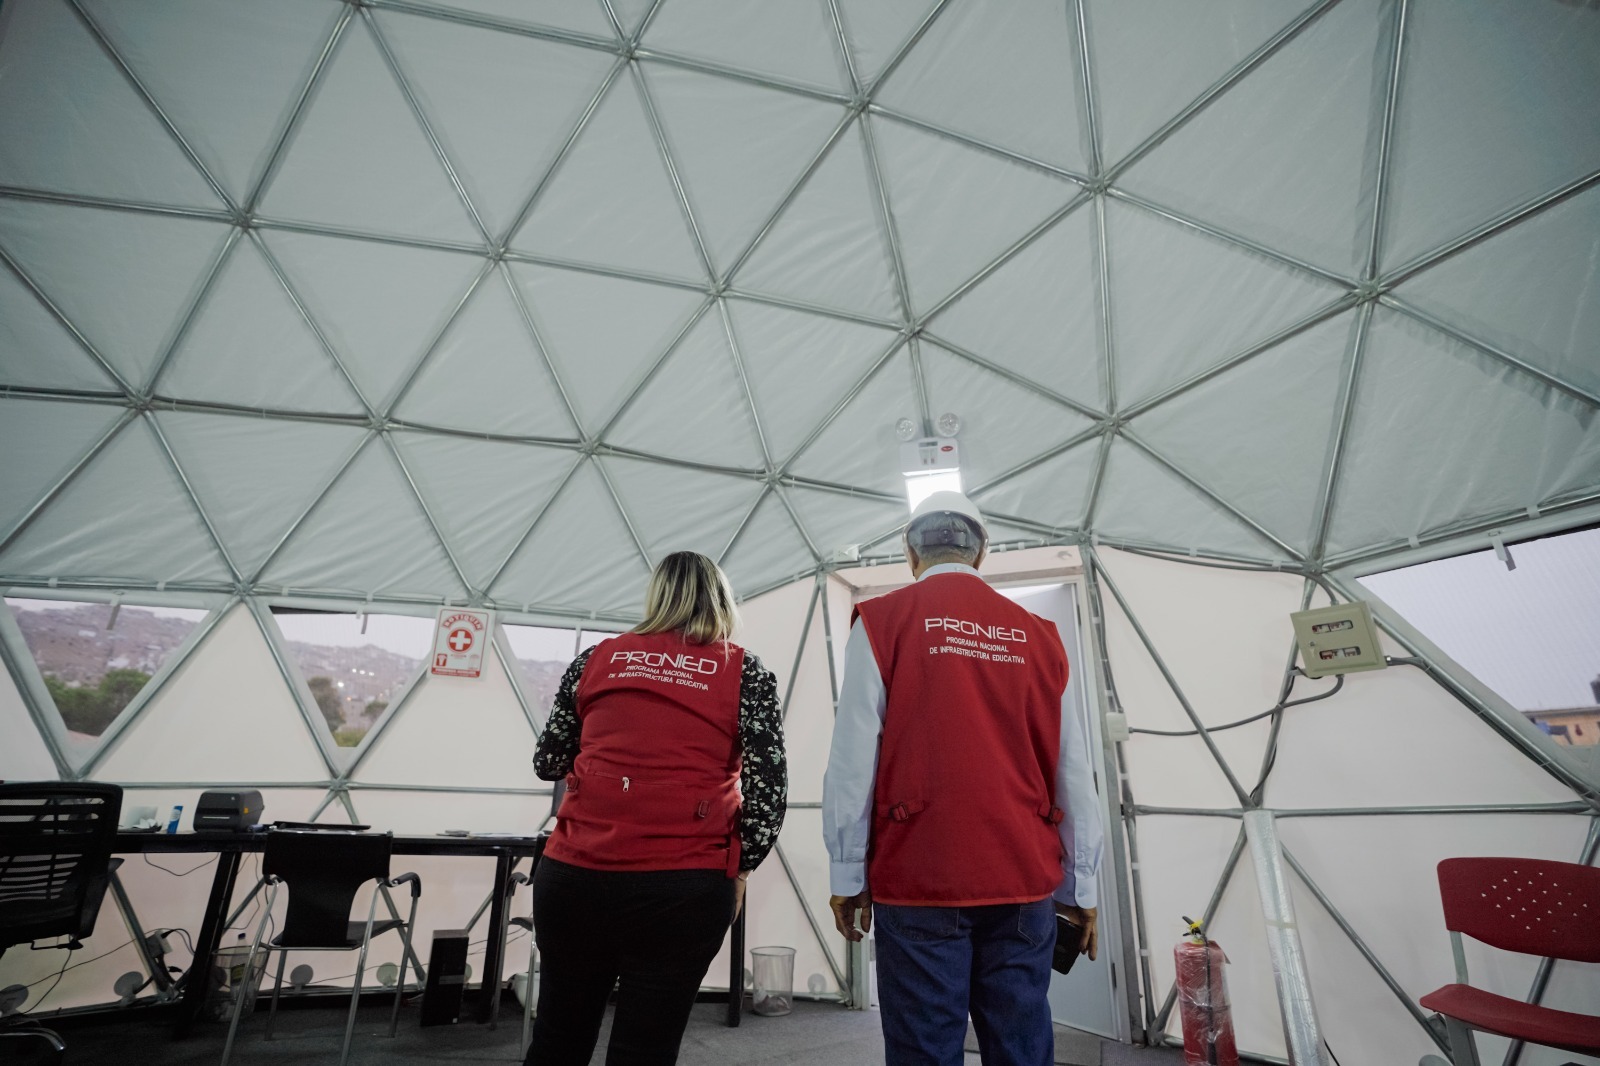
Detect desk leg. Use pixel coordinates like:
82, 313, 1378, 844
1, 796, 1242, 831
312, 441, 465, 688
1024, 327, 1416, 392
174, 850, 243, 1037
477, 850, 512, 1023
726, 906, 744, 1028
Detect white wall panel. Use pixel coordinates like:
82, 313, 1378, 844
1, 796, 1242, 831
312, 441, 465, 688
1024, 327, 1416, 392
94, 606, 328, 783
353, 644, 539, 790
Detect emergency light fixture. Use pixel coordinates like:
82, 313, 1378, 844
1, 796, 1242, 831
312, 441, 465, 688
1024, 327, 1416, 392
1289, 601, 1387, 678
901, 436, 961, 511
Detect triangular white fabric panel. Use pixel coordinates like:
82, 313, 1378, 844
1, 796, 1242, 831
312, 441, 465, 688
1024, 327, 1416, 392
0, 399, 123, 539
352, 644, 537, 789
641, 0, 849, 93
1397, 185, 1600, 402
413, 0, 615, 40
1266, 652, 1580, 809
720, 493, 816, 599
919, 344, 1097, 490
786, 487, 906, 562
509, 263, 707, 434
94, 605, 329, 783
373, 9, 617, 240
0, 640, 59, 781
259, 437, 468, 599
78, 0, 341, 206
926, 204, 1103, 411
0, 417, 232, 584
156, 411, 369, 580
510, 74, 704, 282
598, 457, 764, 565
871, 115, 1080, 314
972, 439, 1099, 532
157, 237, 366, 414
875, 0, 1088, 175
1381, 0, 1600, 272
0, 263, 118, 393
1093, 565, 1255, 810
394, 270, 578, 438
833, 0, 941, 89
605, 311, 767, 469
1093, 438, 1286, 560
1106, 198, 1347, 406
1125, 816, 1250, 1025
786, 348, 918, 495
642, 64, 846, 278
1118, 0, 1385, 278
0, 201, 231, 392
391, 432, 575, 593
1129, 313, 1357, 555
1325, 308, 1600, 559
258, 17, 481, 244
263, 229, 486, 411
1085, 1, 1304, 169
491, 460, 652, 615
1098, 549, 1306, 728
728, 300, 901, 463
732, 124, 901, 324
0, 0, 219, 209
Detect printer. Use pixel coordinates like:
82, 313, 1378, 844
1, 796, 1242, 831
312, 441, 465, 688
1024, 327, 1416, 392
194, 789, 265, 832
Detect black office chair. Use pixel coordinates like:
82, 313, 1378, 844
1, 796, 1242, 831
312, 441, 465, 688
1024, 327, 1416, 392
0, 782, 124, 1063
219, 829, 422, 1066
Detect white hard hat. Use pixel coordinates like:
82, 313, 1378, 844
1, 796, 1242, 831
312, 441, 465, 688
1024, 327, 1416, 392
908, 490, 987, 535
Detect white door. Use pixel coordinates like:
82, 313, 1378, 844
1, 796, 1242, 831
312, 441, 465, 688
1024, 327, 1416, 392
1003, 581, 1125, 1041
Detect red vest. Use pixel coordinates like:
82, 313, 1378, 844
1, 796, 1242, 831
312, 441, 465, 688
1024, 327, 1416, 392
543, 631, 745, 875
855, 571, 1069, 906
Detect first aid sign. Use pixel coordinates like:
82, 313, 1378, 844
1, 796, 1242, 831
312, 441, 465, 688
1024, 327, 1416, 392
432, 608, 492, 679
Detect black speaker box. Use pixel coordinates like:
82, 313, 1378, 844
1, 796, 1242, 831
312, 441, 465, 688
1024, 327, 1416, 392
420, 928, 470, 1027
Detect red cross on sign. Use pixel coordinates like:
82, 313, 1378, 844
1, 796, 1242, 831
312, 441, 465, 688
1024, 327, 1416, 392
448, 628, 474, 653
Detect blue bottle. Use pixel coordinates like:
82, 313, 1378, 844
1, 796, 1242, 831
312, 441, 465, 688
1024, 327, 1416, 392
165, 804, 183, 834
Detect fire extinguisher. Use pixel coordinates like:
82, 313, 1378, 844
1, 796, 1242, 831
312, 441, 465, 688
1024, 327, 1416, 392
1174, 916, 1239, 1066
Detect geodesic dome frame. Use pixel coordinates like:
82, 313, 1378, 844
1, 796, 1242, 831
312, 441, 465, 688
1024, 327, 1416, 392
1, 0, 1598, 1061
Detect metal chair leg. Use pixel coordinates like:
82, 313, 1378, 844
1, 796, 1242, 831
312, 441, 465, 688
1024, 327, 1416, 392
339, 889, 381, 1066
522, 929, 537, 1055
221, 881, 278, 1066
1441, 1016, 1482, 1066
388, 887, 419, 1038
263, 950, 287, 1040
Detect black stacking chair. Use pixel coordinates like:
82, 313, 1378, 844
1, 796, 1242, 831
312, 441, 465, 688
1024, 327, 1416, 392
220, 829, 422, 1066
0, 782, 123, 1063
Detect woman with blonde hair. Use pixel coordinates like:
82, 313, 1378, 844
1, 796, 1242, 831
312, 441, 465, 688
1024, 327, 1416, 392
525, 551, 786, 1066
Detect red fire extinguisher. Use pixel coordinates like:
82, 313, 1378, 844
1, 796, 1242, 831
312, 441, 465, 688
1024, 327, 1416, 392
1174, 917, 1239, 1066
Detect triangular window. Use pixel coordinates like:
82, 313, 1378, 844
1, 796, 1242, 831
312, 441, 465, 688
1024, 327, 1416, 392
501, 624, 579, 728
267, 608, 433, 749
1357, 526, 1600, 777
4, 597, 207, 757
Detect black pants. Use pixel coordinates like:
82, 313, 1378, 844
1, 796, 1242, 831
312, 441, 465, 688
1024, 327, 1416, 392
524, 856, 735, 1066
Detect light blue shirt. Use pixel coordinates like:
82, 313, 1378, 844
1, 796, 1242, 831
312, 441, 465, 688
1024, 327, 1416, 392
821, 563, 1104, 908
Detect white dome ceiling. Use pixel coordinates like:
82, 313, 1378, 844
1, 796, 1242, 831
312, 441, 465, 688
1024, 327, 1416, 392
1, 0, 1597, 620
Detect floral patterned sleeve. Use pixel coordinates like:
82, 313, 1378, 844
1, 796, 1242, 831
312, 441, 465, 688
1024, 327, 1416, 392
738, 652, 787, 873
532, 648, 592, 781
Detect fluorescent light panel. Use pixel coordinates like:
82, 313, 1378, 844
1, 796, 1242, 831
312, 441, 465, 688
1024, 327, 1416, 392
904, 469, 963, 511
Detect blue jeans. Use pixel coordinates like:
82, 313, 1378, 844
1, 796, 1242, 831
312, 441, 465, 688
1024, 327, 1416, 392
873, 897, 1056, 1066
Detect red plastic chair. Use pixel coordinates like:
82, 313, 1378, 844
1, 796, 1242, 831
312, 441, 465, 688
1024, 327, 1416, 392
1419, 857, 1600, 1066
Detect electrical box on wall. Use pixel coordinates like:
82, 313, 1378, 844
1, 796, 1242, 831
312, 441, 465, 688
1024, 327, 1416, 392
1290, 601, 1386, 678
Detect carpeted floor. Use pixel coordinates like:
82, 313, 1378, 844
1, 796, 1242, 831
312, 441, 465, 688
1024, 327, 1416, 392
31, 997, 1189, 1065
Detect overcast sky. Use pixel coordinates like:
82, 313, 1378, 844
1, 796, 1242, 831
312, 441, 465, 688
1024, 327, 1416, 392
1359, 528, 1600, 711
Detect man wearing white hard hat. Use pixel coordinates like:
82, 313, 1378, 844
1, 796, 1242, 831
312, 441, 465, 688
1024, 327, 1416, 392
822, 491, 1102, 1065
